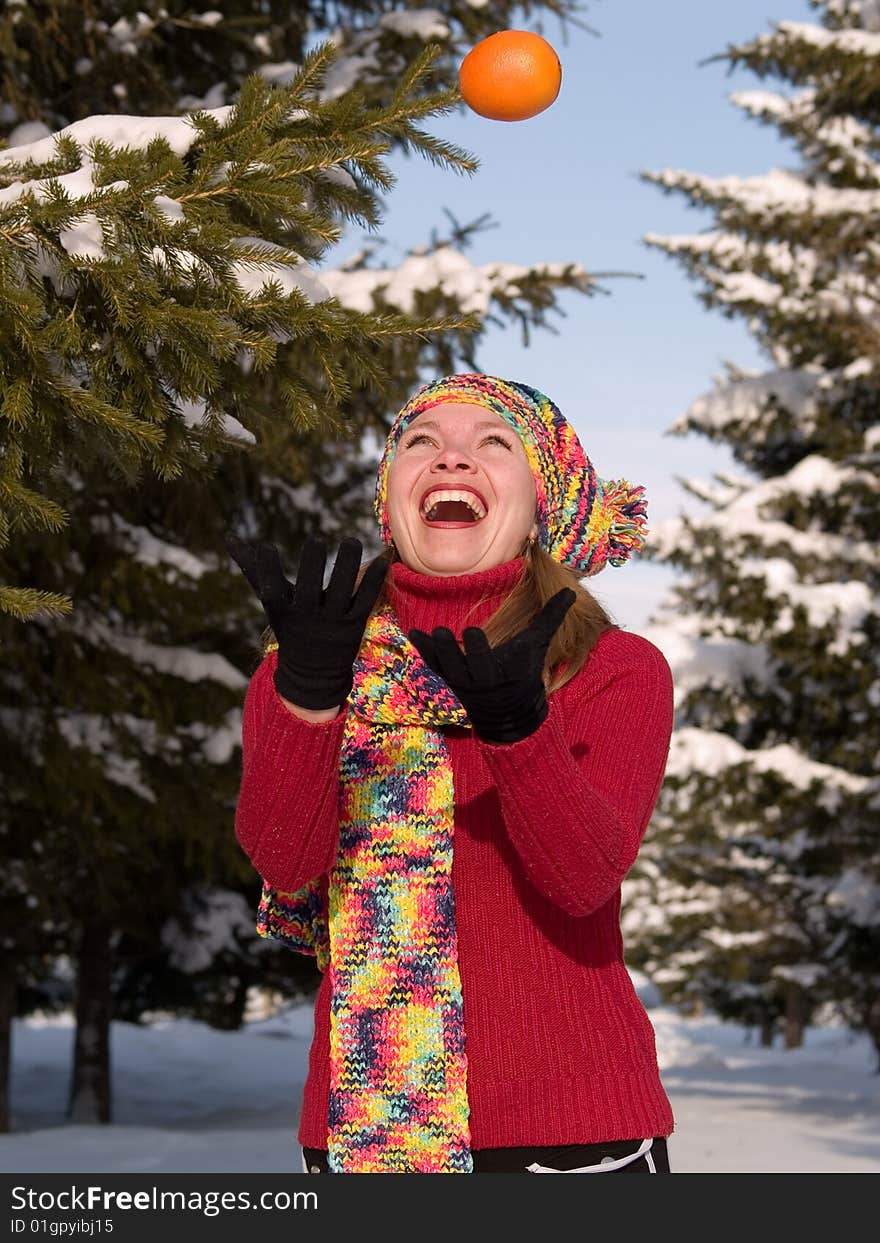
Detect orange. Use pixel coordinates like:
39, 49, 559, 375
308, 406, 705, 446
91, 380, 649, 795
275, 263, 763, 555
458, 30, 562, 122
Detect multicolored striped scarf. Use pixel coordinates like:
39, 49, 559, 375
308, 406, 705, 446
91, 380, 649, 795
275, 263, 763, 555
256, 605, 474, 1173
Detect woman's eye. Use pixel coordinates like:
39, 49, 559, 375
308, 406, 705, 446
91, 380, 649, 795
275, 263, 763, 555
403, 433, 511, 448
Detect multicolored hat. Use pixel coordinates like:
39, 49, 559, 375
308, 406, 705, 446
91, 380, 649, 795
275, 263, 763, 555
373, 373, 649, 578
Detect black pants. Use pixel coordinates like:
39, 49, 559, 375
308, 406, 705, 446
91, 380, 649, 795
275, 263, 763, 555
302, 1136, 669, 1173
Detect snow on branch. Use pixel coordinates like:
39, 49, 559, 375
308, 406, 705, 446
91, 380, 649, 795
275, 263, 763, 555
162, 888, 260, 973
825, 868, 880, 927
674, 368, 817, 434
91, 515, 217, 579
647, 451, 879, 584
67, 617, 248, 689
665, 724, 870, 805
732, 89, 880, 185
763, 19, 880, 57
646, 166, 880, 221
640, 618, 773, 704
0, 108, 235, 180
56, 712, 157, 803
320, 249, 593, 316
247, 10, 453, 104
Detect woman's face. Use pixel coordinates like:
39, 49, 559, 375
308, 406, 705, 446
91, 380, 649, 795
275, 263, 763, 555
385, 402, 538, 576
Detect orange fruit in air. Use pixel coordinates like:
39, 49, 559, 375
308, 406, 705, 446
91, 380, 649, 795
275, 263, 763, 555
458, 30, 562, 122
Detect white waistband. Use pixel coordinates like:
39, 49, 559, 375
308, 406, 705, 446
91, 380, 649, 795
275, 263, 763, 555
526, 1137, 655, 1173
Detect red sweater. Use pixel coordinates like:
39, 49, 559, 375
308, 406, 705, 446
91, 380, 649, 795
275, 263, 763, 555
235, 555, 675, 1149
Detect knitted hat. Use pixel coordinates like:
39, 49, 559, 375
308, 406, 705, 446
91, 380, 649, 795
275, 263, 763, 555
373, 373, 649, 578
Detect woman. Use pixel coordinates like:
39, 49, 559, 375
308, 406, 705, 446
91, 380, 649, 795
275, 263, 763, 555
228, 373, 675, 1174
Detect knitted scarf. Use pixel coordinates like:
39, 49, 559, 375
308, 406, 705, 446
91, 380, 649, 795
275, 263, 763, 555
256, 604, 474, 1173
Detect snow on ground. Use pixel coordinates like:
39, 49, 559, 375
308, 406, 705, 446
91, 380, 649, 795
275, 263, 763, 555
651, 1009, 880, 1173
2, 1000, 879, 1173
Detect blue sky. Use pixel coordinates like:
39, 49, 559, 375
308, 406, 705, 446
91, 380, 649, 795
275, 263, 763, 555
335, 0, 816, 631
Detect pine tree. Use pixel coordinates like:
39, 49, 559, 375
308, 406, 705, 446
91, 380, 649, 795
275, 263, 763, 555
0, 42, 481, 620
0, 0, 584, 129
1, 1, 606, 1124
113, 884, 318, 1032
624, 0, 880, 1062
0, 2, 589, 620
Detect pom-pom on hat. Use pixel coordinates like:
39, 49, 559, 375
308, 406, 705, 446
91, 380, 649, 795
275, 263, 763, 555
374, 373, 649, 578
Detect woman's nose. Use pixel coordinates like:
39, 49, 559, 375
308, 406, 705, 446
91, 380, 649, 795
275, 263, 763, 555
431, 445, 476, 470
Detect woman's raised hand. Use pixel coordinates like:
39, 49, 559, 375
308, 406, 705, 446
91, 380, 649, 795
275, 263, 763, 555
408, 588, 575, 744
225, 534, 389, 711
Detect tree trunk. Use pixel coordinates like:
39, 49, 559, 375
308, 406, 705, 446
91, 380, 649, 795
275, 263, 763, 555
783, 984, 807, 1049
759, 1016, 776, 1047
0, 966, 14, 1133
67, 918, 113, 1124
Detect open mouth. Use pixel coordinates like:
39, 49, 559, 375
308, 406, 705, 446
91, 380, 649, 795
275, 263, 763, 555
420, 492, 487, 528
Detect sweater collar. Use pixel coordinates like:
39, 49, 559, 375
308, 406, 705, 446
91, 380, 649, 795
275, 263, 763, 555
387, 556, 527, 641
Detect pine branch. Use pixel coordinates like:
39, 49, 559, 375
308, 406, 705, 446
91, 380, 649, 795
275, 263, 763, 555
392, 124, 479, 174
0, 584, 73, 621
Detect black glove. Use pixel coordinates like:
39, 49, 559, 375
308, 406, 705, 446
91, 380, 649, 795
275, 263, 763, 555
407, 588, 575, 744
225, 533, 389, 710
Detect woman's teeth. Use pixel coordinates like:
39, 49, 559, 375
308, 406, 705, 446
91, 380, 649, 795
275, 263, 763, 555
421, 489, 487, 523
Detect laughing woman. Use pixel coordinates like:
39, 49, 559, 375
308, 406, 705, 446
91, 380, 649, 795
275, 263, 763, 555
227, 373, 676, 1174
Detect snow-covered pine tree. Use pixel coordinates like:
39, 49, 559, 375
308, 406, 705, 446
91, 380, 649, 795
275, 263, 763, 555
622, 0, 880, 1061
1, 2, 606, 1123
0, 1, 589, 620
0, 0, 585, 127
0, 44, 479, 621
112, 885, 312, 1033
